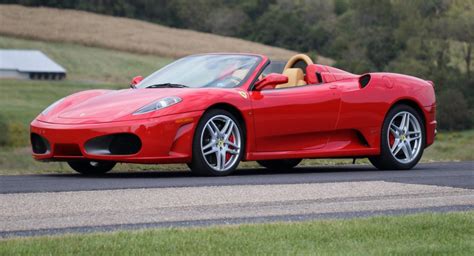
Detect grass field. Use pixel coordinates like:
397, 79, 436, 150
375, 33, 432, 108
0, 5, 334, 65
0, 36, 171, 83
1, 211, 473, 255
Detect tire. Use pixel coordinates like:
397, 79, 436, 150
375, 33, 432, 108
369, 104, 425, 170
257, 159, 302, 171
67, 160, 116, 175
189, 109, 245, 176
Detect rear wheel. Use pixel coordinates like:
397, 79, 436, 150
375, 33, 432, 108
369, 105, 425, 170
189, 109, 244, 176
257, 159, 302, 171
67, 160, 116, 175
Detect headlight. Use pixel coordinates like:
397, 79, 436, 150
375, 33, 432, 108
133, 96, 182, 115
41, 98, 65, 115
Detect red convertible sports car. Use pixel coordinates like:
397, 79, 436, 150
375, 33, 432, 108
31, 53, 436, 176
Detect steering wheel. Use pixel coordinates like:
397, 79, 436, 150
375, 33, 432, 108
283, 54, 314, 72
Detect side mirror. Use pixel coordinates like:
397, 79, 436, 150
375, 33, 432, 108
130, 75, 143, 88
253, 73, 288, 91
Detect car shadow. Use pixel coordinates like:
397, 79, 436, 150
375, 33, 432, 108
40, 164, 426, 179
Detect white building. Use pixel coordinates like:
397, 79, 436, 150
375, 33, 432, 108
0, 50, 66, 80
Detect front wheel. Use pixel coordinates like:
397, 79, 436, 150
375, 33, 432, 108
189, 109, 244, 176
257, 159, 302, 171
67, 160, 116, 175
369, 105, 425, 170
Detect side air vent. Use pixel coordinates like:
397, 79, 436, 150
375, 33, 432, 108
359, 74, 371, 88
316, 72, 323, 83
355, 131, 369, 147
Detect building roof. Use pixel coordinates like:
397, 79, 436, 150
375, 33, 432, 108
0, 49, 66, 73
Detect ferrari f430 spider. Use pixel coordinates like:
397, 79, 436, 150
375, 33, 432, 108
31, 53, 436, 176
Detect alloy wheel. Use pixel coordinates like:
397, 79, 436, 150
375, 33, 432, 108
387, 111, 422, 164
200, 115, 242, 172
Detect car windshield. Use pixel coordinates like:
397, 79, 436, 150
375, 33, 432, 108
136, 54, 261, 89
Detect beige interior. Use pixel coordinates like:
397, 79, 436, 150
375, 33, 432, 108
283, 54, 314, 70
275, 68, 306, 89
273, 54, 314, 89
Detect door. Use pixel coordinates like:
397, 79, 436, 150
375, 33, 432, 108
249, 83, 341, 152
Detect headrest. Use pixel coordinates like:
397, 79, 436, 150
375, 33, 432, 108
276, 68, 306, 88
283, 68, 305, 83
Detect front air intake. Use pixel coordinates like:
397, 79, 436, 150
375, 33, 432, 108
85, 133, 142, 155
31, 133, 50, 154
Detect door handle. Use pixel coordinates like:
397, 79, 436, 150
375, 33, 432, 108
329, 85, 337, 89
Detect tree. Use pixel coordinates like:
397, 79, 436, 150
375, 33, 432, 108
206, 7, 249, 36
170, 0, 221, 32
445, 0, 474, 80
249, 4, 307, 51
0, 114, 7, 146
437, 89, 473, 130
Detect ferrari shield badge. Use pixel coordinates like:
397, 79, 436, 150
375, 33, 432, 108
238, 91, 248, 99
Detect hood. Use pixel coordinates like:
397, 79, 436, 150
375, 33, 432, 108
59, 89, 160, 119
49, 88, 198, 124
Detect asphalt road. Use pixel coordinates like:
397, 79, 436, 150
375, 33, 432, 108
0, 161, 473, 238
1, 162, 473, 194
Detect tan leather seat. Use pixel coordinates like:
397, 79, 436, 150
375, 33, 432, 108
276, 68, 307, 88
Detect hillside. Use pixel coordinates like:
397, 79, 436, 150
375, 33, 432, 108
0, 36, 171, 83
0, 5, 333, 64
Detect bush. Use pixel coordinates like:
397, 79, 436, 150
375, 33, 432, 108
437, 89, 473, 131
7, 122, 29, 148
0, 114, 8, 146
0, 115, 29, 148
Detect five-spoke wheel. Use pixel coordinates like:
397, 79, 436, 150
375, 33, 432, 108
190, 109, 244, 176
388, 111, 423, 163
370, 104, 425, 170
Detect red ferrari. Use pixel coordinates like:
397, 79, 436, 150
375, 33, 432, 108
31, 53, 436, 176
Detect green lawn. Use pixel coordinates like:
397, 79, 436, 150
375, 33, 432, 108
423, 130, 474, 161
0, 36, 172, 83
1, 211, 473, 255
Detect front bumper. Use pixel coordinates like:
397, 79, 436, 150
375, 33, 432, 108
30, 111, 203, 164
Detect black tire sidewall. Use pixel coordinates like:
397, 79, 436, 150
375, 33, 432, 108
190, 109, 245, 176
67, 160, 116, 175
372, 105, 425, 170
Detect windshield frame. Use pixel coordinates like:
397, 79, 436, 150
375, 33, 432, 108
136, 53, 264, 89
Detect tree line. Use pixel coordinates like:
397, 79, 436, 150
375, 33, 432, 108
2, 0, 473, 130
